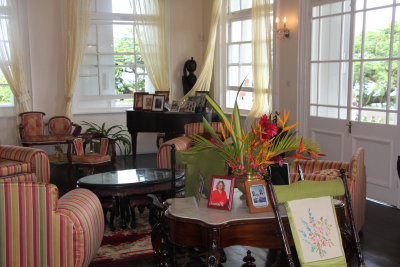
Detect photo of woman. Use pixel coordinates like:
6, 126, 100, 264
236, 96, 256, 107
210, 180, 228, 206
207, 176, 235, 211
250, 184, 268, 208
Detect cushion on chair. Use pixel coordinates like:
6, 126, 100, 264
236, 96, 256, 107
71, 153, 111, 164
21, 112, 44, 137
73, 138, 84, 156
184, 122, 224, 137
0, 159, 31, 177
48, 117, 72, 135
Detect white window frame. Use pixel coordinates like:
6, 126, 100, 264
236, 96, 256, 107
74, 3, 151, 114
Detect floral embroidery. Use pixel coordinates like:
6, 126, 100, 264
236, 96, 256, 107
298, 208, 335, 258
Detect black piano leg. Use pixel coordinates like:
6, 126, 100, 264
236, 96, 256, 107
131, 132, 137, 168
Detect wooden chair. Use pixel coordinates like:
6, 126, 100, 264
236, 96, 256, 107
67, 133, 116, 187
19, 112, 81, 147
265, 169, 365, 266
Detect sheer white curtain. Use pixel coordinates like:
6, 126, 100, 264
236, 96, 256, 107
180, 0, 222, 101
134, 0, 169, 93
0, 0, 31, 113
247, 0, 273, 122
63, 0, 91, 118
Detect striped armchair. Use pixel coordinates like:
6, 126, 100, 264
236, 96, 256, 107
0, 181, 104, 267
288, 147, 366, 232
157, 122, 226, 169
0, 145, 50, 183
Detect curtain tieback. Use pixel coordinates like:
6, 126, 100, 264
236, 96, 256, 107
17, 94, 31, 103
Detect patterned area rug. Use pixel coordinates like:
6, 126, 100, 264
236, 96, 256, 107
89, 209, 154, 266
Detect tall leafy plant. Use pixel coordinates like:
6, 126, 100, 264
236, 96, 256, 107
81, 121, 132, 156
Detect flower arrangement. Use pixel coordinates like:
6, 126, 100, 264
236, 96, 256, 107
191, 84, 322, 177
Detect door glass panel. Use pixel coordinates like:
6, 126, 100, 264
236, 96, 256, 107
310, 105, 317, 116
320, 15, 342, 60
310, 63, 318, 104
341, 14, 351, 60
229, 44, 239, 63
311, 19, 320, 61
391, 60, 398, 110
353, 12, 364, 59
240, 43, 252, 63
343, 0, 351, 12
393, 7, 400, 57
231, 21, 242, 42
355, 0, 364, 10
312, 6, 319, 17
340, 108, 347, 119
389, 112, 397, 124
318, 63, 340, 105
364, 8, 392, 59
351, 109, 359, 121
318, 106, 338, 119
340, 62, 349, 106
360, 110, 387, 123
362, 61, 389, 109
352, 62, 361, 107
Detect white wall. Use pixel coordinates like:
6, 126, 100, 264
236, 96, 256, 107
0, 0, 208, 154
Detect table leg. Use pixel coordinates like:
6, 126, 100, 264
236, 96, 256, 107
120, 197, 128, 229
206, 229, 221, 267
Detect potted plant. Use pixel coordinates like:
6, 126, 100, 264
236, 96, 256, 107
81, 121, 132, 156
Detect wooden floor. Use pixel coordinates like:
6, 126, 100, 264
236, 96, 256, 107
52, 154, 400, 267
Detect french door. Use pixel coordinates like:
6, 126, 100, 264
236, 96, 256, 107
299, 0, 400, 207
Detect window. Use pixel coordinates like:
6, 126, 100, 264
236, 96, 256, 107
309, 0, 400, 125
76, 0, 153, 113
0, 3, 13, 108
222, 0, 254, 112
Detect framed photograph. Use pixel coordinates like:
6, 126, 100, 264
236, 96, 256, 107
134, 92, 148, 110
185, 100, 196, 113
170, 100, 180, 112
244, 180, 273, 213
142, 94, 154, 111
152, 95, 165, 112
268, 162, 290, 185
155, 91, 170, 103
207, 175, 235, 211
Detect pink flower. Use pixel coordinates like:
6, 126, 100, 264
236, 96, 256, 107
321, 239, 328, 247
259, 114, 270, 129
238, 164, 244, 170
262, 122, 278, 139
317, 226, 327, 236
311, 235, 320, 244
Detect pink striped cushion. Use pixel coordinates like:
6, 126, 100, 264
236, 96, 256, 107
0, 159, 31, 177
289, 160, 349, 174
0, 146, 50, 183
0, 173, 36, 182
0, 182, 104, 267
184, 122, 224, 137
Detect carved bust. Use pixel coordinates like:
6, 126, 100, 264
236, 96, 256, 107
182, 57, 197, 95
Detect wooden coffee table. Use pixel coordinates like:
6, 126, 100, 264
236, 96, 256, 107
77, 168, 185, 229
152, 189, 352, 266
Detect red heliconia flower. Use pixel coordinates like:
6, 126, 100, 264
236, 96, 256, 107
262, 122, 278, 140
259, 114, 270, 129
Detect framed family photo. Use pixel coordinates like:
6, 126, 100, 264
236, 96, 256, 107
244, 180, 272, 213
142, 94, 153, 111
134, 92, 148, 110
207, 175, 235, 211
170, 100, 180, 112
152, 95, 165, 112
155, 91, 170, 103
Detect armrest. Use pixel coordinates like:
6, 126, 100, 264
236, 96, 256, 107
0, 145, 50, 183
72, 122, 82, 136
157, 136, 192, 169
57, 188, 104, 267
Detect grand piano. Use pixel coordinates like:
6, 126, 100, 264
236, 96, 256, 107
126, 109, 218, 159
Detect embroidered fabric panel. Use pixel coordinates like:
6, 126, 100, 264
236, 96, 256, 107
287, 196, 343, 263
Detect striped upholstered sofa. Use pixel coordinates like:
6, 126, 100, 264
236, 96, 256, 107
0, 145, 50, 183
288, 147, 366, 232
0, 181, 104, 266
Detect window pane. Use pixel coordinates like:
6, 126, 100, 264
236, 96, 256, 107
229, 44, 239, 63
393, 7, 400, 57
341, 14, 351, 60
230, 0, 240, 13
320, 2, 342, 16
352, 62, 361, 107
228, 66, 239, 86
318, 63, 340, 105
389, 112, 397, 125
239, 43, 252, 63
364, 8, 392, 59
319, 15, 342, 60
80, 76, 99, 96
0, 85, 11, 104
312, 6, 320, 17
96, 0, 133, 14
226, 90, 253, 110
343, 0, 351, 12
98, 24, 116, 53
240, 66, 253, 87
115, 67, 136, 94
82, 55, 98, 65
310, 105, 317, 116
355, 0, 364, 10
340, 108, 347, 119
310, 63, 318, 104
113, 24, 134, 53
87, 25, 96, 45
340, 62, 349, 106
362, 61, 389, 109
231, 21, 242, 42
241, 0, 251, 10
351, 109, 359, 121
242, 19, 252, 41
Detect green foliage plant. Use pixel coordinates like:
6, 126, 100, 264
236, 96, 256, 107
81, 121, 132, 156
